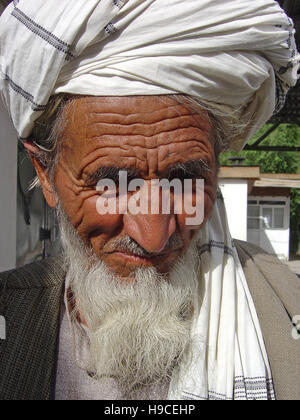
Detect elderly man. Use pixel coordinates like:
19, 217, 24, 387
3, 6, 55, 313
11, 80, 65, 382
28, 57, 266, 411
0, 0, 300, 401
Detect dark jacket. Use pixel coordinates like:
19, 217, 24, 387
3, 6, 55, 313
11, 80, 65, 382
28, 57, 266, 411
0, 240, 299, 400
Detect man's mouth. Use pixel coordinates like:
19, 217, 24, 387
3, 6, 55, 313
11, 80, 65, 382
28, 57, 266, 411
105, 249, 180, 266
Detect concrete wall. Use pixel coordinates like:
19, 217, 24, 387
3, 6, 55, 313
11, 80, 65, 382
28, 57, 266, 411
218, 179, 248, 241
0, 100, 17, 271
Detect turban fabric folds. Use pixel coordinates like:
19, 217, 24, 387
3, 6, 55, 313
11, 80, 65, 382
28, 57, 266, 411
0, 0, 299, 150
0, 1, 298, 400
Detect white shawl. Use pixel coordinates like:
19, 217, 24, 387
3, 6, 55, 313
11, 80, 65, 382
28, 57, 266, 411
168, 193, 275, 400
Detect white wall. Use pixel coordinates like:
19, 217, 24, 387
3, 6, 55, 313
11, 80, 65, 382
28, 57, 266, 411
218, 179, 248, 241
0, 100, 17, 271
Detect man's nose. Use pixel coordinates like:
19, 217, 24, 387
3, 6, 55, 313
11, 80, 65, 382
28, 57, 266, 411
123, 212, 177, 254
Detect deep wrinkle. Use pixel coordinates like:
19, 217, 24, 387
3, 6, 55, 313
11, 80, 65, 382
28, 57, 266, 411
35, 96, 217, 279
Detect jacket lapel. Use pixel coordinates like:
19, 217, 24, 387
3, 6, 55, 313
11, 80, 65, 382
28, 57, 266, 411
0, 257, 65, 400
235, 240, 300, 400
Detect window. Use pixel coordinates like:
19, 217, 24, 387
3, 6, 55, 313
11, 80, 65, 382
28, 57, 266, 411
262, 206, 285, 229
259, 201, 285, 206
262, 208, 273, 229
274, 208, 284, 229
248, 206, 260, 230
248, 200, 286, 230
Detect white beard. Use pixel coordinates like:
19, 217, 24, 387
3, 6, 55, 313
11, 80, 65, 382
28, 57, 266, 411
57, 205, 200, 393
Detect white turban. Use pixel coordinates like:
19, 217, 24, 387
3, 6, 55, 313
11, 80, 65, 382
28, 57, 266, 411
0, 0, 299, 150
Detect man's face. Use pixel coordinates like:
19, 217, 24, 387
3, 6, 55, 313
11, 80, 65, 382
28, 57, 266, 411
52, 96, 218, 279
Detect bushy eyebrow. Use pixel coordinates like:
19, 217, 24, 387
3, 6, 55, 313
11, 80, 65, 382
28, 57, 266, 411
84, 166, 140, 184
84, 159, 211, 184
164, 160, 212, 179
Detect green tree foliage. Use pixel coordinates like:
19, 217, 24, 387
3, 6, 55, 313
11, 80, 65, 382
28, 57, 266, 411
220, 123, 300, 255
220, 124, 300, 173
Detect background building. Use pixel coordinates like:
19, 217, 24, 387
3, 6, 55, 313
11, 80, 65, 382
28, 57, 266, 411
219, 166, 300, 260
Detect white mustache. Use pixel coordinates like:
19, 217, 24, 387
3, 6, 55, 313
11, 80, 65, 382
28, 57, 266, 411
108, 234, 184, 258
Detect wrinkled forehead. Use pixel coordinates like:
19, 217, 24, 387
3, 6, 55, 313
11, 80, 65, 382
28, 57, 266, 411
60, 96, 216, 179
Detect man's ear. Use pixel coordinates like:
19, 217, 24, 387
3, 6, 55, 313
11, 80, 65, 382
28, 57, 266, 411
23, 142, 58, 208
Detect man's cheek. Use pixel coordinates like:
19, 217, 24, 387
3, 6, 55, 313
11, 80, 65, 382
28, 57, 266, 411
75, 195, 123, 238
